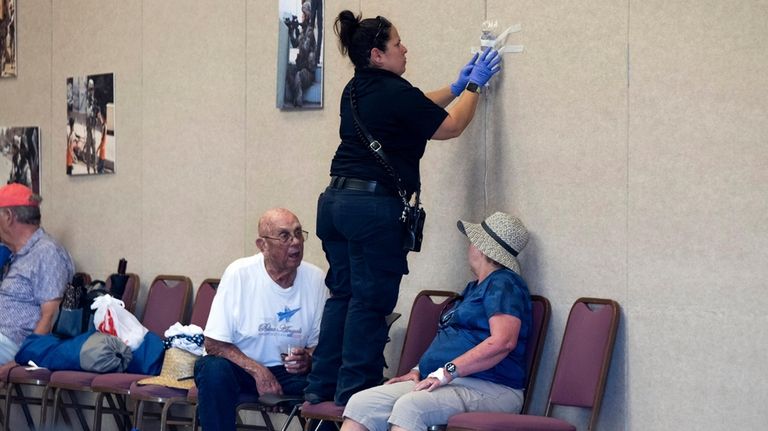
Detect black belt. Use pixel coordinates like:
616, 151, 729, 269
329, 176, 394, 196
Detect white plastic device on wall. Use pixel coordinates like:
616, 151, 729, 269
472, 20, 524, 55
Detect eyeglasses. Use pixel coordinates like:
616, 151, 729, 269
373, 16, 385, 42
261, 229, 309, 244
438, 296, 463, 328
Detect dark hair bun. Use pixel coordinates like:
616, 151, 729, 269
335, 10, 360, 50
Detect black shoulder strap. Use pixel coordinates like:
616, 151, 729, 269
348, 78, 420, 208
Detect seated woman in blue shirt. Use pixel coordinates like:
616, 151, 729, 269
340, 212, 533, 431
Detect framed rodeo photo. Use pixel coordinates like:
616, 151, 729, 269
0, 126, 40, 193
66, 73, 115, 176
276, 0, 324, 110
0, 0, 17, 78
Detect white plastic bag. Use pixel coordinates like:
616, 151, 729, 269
91, 294, 148, 350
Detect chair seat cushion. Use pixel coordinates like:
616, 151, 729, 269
90, 372, 150, 392
448, 412, 577, 431
8, 366, 52, 384
130, 382, 188, 400
49, 370, 99, 388
300, 401, 345, 420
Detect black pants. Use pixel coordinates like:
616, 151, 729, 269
194, 356, 308, 431
305, 187, 409, 405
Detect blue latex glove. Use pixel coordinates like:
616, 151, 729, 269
467, 47, 502, 87
450, 52, 479, 97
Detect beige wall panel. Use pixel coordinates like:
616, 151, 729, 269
0, 1, 50, 121
629, 0, 768, 310
629, 308, 768, 429
47, 1, 143, 280
487, 0, 628, 302
629, 1, 768, 428
480, 1, 629, 426
141, 1, 247, 290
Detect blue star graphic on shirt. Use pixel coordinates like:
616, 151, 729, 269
277, 306, 301, 322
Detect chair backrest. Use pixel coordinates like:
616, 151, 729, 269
395, 290, 460, 376
188, 278, 219, 329
73, 272, 92, 286
522, 294, 551, 414
106, 273, 140, 313
140, 275, 193, 337
545, 297, 620, 430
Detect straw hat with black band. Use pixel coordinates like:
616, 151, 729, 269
457, 212, 529, 274
137, 347, 197, 390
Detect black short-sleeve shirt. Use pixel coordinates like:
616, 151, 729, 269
329, 68, 448, 196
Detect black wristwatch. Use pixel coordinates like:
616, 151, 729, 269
445, 362, 459, 379
465, 82, 482, 94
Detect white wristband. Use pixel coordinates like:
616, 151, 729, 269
427, 367, 448, 385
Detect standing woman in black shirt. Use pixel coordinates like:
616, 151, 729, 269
306, 10, 501, 406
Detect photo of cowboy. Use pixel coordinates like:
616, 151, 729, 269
276, 0, 323, 109
0, 0, 16, 78
0, 126, 40, 193
66, 73, 115, 176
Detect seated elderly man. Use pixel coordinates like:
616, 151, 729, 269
194, 208, 328, 431
340, 212, 533, 431
0, 183, 75, 378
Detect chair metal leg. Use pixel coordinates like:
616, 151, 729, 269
67, 390, 91, 431
106, 393, 130, 431
39, 384, 49, 429
133, 399, 145, 431
13, 384, 36, 430
279, 404, 302, 431
116, 394, 133, 431
261, 410, 276, 431
1, 383, 12, 431
93, 392, 104, 431
51, 386, 63, 428
160, 401, 175, 431
94, 392, 129, 431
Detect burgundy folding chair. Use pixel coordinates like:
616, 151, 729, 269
446, 297, 620, 431
107, 272, 140, 314
300, 289, 460, 431
522, 295, 551, 414
129, 279, 219, 431
0, 272, 93, 431
1, 366, 57, 431
43, 275, 192, 431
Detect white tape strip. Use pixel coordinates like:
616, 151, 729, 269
471, 45, 524, 55
473, 23, 523, 55
500, 45, 524, 54
494, 24, 521, 44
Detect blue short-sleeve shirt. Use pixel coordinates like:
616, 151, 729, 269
418, 268, 532, 389
0, 228, 75, 346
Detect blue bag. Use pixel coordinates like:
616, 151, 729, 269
15, 331, 93, 371
125, 332, 164, 375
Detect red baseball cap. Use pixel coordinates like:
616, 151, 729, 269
0, 183, 39, 207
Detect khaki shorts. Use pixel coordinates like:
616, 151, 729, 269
0, 331, 19, 364
343, 378, 523, 431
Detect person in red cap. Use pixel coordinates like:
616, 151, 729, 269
0, 183, 74, 381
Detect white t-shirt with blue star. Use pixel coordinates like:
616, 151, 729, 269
204, 253, 327, 366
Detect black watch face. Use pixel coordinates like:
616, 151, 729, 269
466, 83, 480, 93
446, 362, 456, 373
